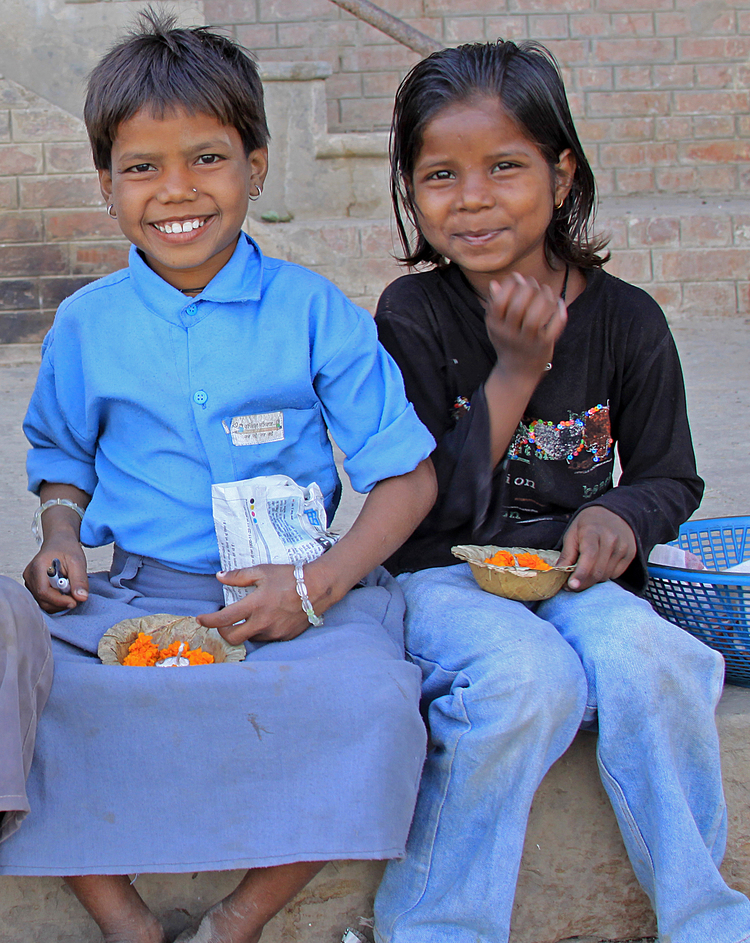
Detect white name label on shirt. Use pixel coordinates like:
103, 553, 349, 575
223, 411, 284, 446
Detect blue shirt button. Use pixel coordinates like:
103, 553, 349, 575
186, 304, 198, 315
193, 390, 208, 405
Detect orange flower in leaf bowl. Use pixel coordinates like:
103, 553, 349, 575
97, 614, 246, 666
451, 545, 575, 602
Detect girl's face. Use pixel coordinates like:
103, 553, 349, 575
409, 96, 575, 297
99, 107, 267, 292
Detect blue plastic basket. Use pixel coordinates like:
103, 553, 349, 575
645, 516, 750, 686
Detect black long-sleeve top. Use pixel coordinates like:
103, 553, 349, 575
376, 264, 704, 591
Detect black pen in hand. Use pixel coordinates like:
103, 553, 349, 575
47, 558, 71, 595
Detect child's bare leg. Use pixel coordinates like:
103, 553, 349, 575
65, 874, 166, 943
176, 861, 325, 943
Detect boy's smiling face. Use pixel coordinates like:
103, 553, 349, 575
99, 107, 267, 292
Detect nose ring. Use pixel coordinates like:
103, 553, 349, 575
192, 188, 197, 193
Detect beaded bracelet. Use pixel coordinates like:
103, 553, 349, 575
293, 564, 324, 626
32, 499, 86, 546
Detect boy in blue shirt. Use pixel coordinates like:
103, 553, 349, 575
9, 12, 436, 943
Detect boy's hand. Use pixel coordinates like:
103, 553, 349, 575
485, 272, 567, 379
197, 564, 314, 645
557, 506, 637, 592
23, 534, 89, 612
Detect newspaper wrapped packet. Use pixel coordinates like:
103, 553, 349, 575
212, 474, 339, 606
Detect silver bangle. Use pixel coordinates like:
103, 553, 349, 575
32, 499, 85, 546
293, 564, 323, 626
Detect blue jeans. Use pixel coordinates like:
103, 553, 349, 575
374, 564, 750, 943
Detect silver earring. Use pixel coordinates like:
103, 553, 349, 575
106, 204, 117, 219
249, 184, 262, 202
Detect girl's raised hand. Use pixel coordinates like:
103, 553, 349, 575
197, 564, 315, 645
557, 505, 637, 591
485, 272, 567, 379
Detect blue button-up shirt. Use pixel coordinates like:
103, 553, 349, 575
25, 235, 435, 573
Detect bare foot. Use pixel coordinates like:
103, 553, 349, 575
172, 902, 261, 943
64, 875, 166, 943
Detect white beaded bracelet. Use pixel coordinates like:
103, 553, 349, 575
32, 499, 86, 546
293, 564, 323, 626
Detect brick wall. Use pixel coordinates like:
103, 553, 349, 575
205, 0, 750, 198
0, 75, 128, 344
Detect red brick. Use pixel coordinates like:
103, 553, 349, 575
0, 177, 19, 207
595, 216, 627, 249
235, 24, 279, 48
694, 165, 737, 191
72, 243, 130, 275
362, 72, 398, 98
445, 17, 486, 43
610, 117, 655, 140
277, 20, 356, 47
655, 116, 691, 140
485, 16, 528, 39
0, 311, 54, 345
575, 67, 613, 90
20, 174, 101, 210
598, 0, 671, 10
44, 142, 92, 174
732, 216, 750, 245
11, 109, 86, 143
614, 66, 653, 89
0, 111, 10, 144
587, 91, 670, 117
204, 0, 257, 24
44, 209, 122, 241
0, 143, 43, 175
605, 249, 652, 283
528, 14, 569, 38
738, 64, 750, 89
341, 46, 420, 72
654, 248, 750, 281
611, 12, 654, 34
361, 223, 398, 256
328, 71, 364, 99
340, 97, 394, 131
40, 277, 97, 309
0, 211, 42, 242
326, 99, 341, 132
508, 0, 590, 10
566, 91, 585, 118
679, 37, 750, 61
426, 0, 501, 12
682, 281, 737, 316
673, 91, 749, 115
680, 216, 731, 247
0, 280, 37, 311
615, 167, 655, 192
695, 64, 735, 89
258, 0, 336, 21
544, 40, 589, 66
570, 14, 611, 37
654, 11, 689, 33
694, 115, 737, 138
0, 244, 67, 277
576, 118, 611, 141
739, 115, 750, 137
655, 167, 697, 191
681, 141, 750, 163
594, 37, 673, 63
652, 64, 694, 88
594, 168, 616, 195
649, 282, 682, 312
626, 216, 680, 247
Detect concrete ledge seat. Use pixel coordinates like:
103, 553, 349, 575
2, 685, 749, 943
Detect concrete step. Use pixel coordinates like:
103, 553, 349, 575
1, 685, 748, 942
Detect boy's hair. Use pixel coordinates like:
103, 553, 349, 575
390, 40, 609, 270
84, 7, 270, 171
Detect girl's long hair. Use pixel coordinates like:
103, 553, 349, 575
390, 41, 609, 270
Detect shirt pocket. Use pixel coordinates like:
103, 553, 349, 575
222, 403, 337, 501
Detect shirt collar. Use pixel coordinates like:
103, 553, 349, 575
128, 232, 264, 320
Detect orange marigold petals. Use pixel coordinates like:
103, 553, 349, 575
483, 550, 552, 570
122, 633, 215, 666
485, 550, 516, 567
513, 552, 552, 570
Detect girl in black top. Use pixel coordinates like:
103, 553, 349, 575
373, 40, 750, 943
